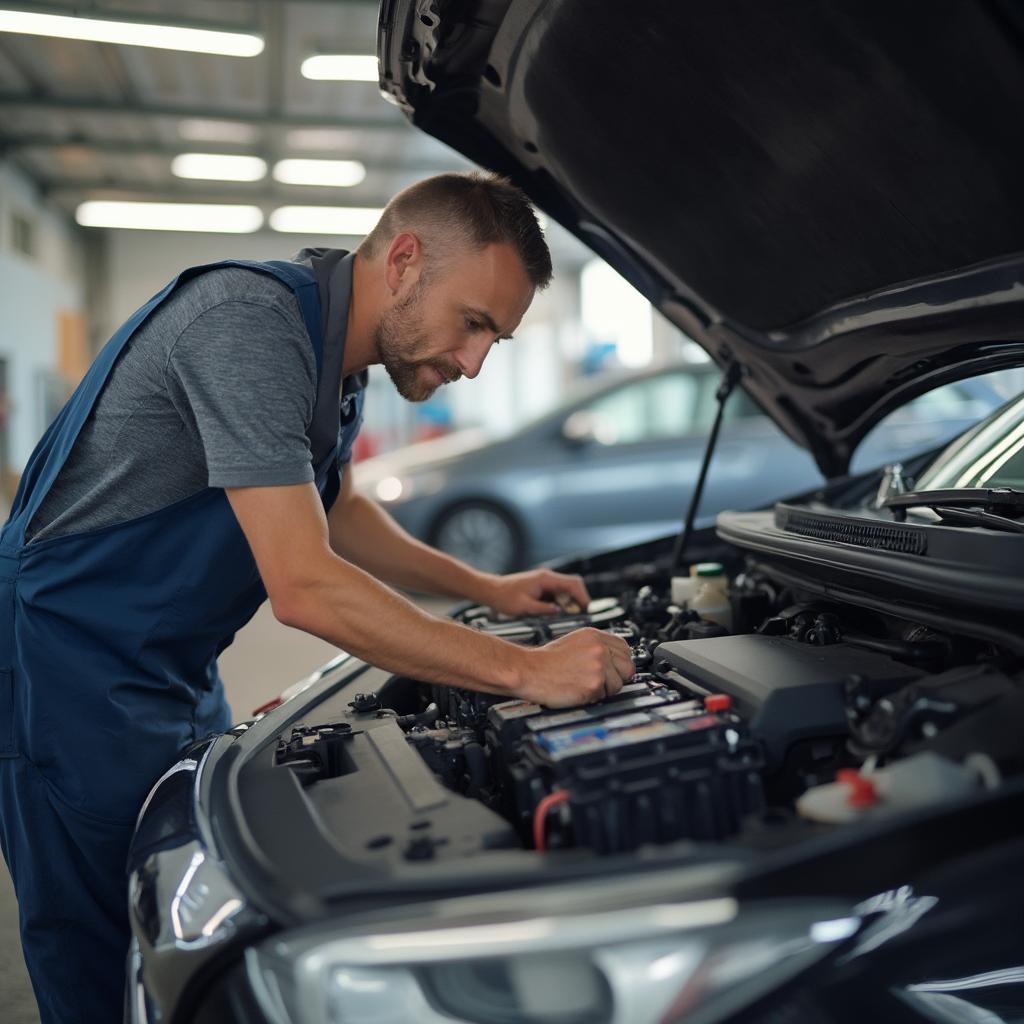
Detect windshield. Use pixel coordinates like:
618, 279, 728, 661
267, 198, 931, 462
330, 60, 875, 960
915, 392, 1024, 491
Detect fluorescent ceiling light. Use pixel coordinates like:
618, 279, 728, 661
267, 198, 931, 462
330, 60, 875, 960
273, 159, 365, 188
172, 153, 267, 182
269, 206, 383, 236
179, 119, 259, 145
301, 54, 378, 82
0, 8, 264, 56
76, 201, 263, 233
285, 128, 361, 151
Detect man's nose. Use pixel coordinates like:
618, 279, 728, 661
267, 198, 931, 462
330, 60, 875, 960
453, 335, 493, 380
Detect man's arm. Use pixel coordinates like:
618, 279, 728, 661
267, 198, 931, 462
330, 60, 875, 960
226, 482, 634, 708
328, 469, 589, 614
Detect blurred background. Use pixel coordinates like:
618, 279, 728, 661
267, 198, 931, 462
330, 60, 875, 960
0, 0, 705, 506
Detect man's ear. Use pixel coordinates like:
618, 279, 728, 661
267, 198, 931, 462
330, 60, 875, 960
384, 232, 422, 296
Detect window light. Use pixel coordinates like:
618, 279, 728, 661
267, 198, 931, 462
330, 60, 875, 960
172, 153, 267, 182
269, 206, 383, 236
272, 159, 365, 188
178, 120, 260, 145
284, 128, 361, 151
0, 8, 264, 56
300, 54, 378, 82
76, 201, 263, 234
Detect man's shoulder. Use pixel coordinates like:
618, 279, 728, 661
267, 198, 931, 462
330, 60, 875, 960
135, 262, 315, 372
175, 263, 304, 317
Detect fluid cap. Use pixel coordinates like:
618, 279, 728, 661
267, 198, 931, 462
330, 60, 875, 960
704, 694, 732, 713
695, 562, 726, 577
836, 768, 879, 808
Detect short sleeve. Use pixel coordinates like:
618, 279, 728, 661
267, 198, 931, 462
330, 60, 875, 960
165, 299, 318, 488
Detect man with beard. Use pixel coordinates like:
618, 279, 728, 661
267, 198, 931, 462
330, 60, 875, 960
0, 171, 635, 1023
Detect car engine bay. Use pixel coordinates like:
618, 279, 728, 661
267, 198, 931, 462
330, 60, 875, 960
270, 533, 1024, 868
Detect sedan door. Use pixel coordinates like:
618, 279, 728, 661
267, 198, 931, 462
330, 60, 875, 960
538, 369, 823, 557
538, 370, 708, 554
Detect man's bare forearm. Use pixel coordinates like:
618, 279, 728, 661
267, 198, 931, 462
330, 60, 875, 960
227, 482, 634, 709
330, 491, 498, 604
278, 551, 520, 693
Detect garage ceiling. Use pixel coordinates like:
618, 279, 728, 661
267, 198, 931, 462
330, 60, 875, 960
0, 0, 475, 220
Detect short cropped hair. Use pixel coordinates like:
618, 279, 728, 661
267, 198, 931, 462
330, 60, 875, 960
359, 171, 552, 289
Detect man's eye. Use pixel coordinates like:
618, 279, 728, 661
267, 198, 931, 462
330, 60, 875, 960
464, 318, 480, 331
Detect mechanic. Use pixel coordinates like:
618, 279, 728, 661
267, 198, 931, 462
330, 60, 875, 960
0, 171, 635, 1023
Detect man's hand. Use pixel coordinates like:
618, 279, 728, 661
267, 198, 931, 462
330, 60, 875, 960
483, 568, 591, 617
516, 628, 634, 708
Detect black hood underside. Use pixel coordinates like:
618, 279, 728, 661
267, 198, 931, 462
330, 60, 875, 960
379, 0, 1024, 476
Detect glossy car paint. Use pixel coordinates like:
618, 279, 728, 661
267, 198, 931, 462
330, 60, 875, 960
126, 586, 1024, 1022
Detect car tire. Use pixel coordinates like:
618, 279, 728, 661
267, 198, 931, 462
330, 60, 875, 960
429, 501, 524, 575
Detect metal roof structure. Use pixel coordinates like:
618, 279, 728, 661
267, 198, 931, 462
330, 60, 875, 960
0, 0, 475, 221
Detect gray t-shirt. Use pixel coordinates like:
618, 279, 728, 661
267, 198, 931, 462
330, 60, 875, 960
28, 266, 320, 542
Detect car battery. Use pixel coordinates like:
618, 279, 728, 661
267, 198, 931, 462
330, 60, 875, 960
484, 676, 687, 804
513, 704, 764, 854
485, 674, 684, 760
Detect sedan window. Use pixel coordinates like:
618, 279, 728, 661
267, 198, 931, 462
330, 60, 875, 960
583, 372, 698, 444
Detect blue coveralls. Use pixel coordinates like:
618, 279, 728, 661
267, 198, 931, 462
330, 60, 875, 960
0, 254, 360, 1022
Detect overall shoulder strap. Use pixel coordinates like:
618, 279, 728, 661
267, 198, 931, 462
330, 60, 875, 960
4, 259, 325, 546
229, 260, 325, 381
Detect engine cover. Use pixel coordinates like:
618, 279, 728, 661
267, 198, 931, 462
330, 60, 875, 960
655, 635, 921, 763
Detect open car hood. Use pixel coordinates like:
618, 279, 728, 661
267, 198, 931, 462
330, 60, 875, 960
378, 0, 1024, 477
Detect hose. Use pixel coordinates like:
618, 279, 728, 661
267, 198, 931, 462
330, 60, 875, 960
395, 702, 441, 732
532, 790, 571, 852
843, 631, 947, 663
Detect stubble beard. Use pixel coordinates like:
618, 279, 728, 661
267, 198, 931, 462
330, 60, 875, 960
374, 283, 461, 402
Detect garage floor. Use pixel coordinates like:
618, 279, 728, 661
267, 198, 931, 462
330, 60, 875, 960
0, 595, 450, 1019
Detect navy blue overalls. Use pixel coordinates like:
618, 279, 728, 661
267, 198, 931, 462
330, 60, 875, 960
0, 254, 360, 1022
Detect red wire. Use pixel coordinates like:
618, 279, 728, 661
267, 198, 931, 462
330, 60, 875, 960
533, 789, 571, 852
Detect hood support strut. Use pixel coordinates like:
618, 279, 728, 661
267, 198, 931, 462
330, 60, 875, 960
672, 361, 742, 569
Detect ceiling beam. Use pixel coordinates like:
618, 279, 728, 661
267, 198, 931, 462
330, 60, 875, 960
38, 175, 412, 206
0, 36, 49, 93
0, 135, 467, 173
0, 92, 407, 131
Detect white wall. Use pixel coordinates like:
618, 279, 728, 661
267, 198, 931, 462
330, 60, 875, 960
0, 160, 87, 472
98, 228, 365, 342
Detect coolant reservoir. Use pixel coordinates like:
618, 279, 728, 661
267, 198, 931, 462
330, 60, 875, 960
690, 562, 732, 630
670, 562, 702, 607
796, 753, 983, 824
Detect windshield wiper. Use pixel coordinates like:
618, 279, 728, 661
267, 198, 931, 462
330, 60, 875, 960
882, 487, 1024, 533
927, 506, 1024, 534
882, 487, 1024, 514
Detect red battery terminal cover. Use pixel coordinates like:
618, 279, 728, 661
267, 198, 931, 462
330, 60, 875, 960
836, 768, 879, 808
704, 694, 733, 713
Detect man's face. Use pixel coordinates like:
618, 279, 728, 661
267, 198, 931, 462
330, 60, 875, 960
375, 241, 535, 402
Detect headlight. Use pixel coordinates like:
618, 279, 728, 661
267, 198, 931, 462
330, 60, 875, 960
245, 895, 861, 1024
375, 475, 405, 502
370, 470, 446, 504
